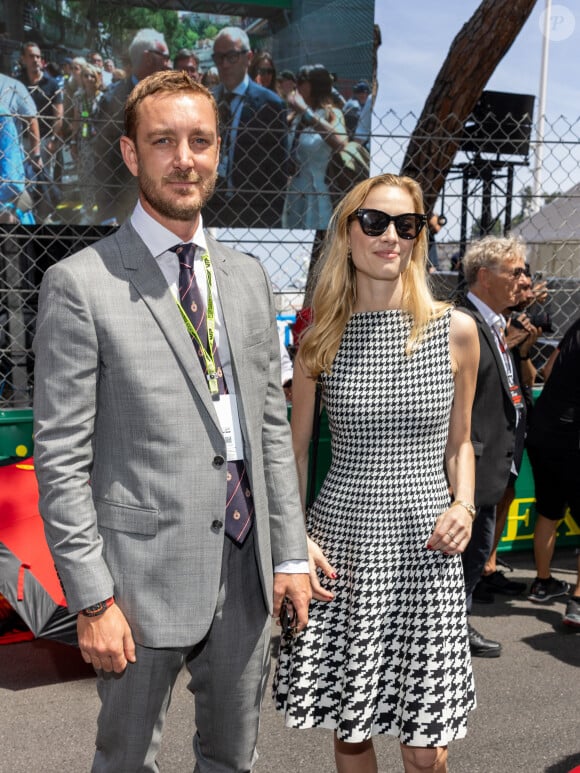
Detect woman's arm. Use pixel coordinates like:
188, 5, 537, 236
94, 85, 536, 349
290, 355, 318, 510
290, 356, 336, 601
427, 309, 479, 554
287, 91, 346, 152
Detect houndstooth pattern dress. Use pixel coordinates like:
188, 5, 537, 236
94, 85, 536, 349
274, 309, 475, 746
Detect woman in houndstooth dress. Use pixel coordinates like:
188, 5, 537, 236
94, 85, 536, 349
273, 173, 479, 772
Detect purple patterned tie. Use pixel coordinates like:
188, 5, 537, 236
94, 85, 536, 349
172, 243, 254, 545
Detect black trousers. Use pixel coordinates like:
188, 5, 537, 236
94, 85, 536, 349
461, 504, 496, 615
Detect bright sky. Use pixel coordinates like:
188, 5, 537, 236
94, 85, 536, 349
369, 1, 580, 246
375, 1, 579, 120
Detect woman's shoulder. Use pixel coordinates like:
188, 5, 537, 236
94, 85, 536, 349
449, 306, 478, 344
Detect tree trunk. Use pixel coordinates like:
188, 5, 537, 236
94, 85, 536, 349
401, 0, 537, 215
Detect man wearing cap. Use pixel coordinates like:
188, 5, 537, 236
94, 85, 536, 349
343, 80, 370, 140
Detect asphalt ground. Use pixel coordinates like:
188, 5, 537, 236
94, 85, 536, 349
1, 547, 578, 773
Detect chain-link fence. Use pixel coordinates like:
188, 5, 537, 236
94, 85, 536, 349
1, 100, 580, 407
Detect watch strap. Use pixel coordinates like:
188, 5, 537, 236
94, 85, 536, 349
81, 597, 115, 617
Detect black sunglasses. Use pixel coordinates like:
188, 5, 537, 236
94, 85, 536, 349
353, 209, 427, 240
280, 598, 298, 636
258, 67, 274, 76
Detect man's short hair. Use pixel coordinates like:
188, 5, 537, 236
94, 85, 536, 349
20, 41, 40, 56
213, 26, 251, 52
174, 48, 199, 66
462, 235, 527, 286
128, 28, 168, 69
124, 69, 218, 143
278, 69, 296, 83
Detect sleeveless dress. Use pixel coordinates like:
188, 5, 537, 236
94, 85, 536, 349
282, 106, 346, 230
273, 309, 476, 746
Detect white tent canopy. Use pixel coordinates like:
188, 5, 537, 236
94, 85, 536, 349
512, 183, 580, 277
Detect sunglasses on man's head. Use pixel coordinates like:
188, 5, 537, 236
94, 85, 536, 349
353, 209, 427, 240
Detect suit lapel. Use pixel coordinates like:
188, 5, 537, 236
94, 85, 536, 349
207, 237, 244, 390
114, 222, 222, 432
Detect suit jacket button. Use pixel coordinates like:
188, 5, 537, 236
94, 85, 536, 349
213, 455, 225, 468
211, 520, 223, 532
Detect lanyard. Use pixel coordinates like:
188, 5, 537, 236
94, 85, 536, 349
491, 323, 514, 382
176, 250, 220, 396
491, 323, 523, 415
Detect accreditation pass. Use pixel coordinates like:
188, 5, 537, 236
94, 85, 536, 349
214, 394, 244, 461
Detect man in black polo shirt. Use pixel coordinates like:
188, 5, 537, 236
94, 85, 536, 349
19, 42, 63, 216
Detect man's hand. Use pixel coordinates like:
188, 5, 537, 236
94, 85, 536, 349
77, 603, 136, 673
273, 572, 312, 633
505, 314, 533, 349
532, 279, 548, 305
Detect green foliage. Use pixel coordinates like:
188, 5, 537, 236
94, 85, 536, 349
511, 185, 533, 226
204, 24, 220, 39
511, 186, 563, 226
64, 4, 230, 66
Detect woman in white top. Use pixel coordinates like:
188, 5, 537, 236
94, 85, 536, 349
282, 64, 347, 230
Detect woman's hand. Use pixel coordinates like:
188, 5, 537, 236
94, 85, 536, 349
287, 89, 308, 115
307, 536, 336, 601
426, 503, 473, 556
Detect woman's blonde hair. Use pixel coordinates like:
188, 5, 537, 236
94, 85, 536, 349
299, 173, 449, 377
80, 63, 103, 92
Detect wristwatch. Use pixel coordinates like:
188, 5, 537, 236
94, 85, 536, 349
81, 597, 115, 617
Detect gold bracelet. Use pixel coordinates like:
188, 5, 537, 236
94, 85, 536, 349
454, 500, 477, 520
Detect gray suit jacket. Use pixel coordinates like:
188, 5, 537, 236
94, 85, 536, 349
33, 220, 307, 648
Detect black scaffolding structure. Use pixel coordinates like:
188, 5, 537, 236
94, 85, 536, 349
446, 90, 536, 256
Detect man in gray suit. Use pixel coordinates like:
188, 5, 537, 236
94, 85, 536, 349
33, 70, 310, 772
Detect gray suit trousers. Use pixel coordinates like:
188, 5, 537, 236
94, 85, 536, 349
92, 531, 271, 773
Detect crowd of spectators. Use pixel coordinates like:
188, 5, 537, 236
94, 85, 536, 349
1, 26, 373, 229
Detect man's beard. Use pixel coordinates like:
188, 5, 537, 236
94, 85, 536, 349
138, 166, 217, 222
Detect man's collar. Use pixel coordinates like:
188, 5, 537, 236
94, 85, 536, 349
130, 200, 207, 258
223, 73, 250, 98
467, 291, 506, 331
